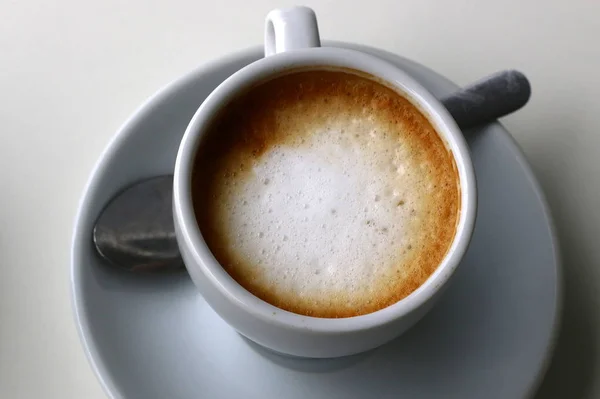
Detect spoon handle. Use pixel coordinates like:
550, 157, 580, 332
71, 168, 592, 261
440, 70, 531, 130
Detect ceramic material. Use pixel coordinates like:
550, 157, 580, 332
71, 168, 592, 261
173, 7, 477, 358
71, 42, 561, 398
264, 7, 321, 56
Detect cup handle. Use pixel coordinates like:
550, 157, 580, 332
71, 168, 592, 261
264, 6, 321, 56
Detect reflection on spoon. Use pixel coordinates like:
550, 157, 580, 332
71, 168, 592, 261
93, 175, 182, 272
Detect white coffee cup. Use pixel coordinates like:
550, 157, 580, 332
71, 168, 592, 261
173, 6, 476, 358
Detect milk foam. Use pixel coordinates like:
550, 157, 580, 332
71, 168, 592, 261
229, 123, 421, 284
195, 70, 459, 318
214, 117, 443, 313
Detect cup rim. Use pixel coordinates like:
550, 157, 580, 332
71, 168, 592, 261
174, 46, 476, 333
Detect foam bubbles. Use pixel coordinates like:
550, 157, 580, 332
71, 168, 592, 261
216, 117, 438, 313
197, 70, 460, 318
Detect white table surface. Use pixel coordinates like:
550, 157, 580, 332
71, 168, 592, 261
1, 1, 598, 398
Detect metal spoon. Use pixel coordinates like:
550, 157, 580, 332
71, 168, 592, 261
93, 70, 531, 272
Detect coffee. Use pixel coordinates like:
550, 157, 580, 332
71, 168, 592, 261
192, 69, 460, 318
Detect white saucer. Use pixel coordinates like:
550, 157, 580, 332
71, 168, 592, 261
71, 42, 561, 399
